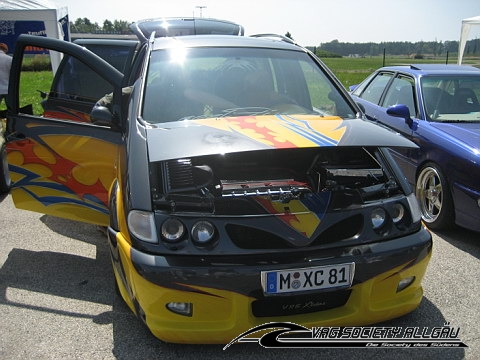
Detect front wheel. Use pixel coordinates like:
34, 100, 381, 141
0, 143, 11, 194
415, 163, 454, 230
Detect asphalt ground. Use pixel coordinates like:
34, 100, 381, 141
0, 193, 479, 359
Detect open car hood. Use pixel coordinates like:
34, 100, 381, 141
146, 115, 417, 162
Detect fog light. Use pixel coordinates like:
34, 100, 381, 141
391, 203, 405, 223
191, 221, 215, 245
397, 276, 415, 292
166, 302, 193, 316
161, 218, 185, 242
371, 208, 386, 229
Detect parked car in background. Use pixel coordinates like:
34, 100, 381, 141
4, 18, 432, 344
350, 64, 480, 232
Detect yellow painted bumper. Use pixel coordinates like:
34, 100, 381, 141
110, 228, 431, 344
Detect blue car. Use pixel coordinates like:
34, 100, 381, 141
350, 64, 480, 232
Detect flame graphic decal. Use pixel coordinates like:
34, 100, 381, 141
194, 114, 346, 148
7, 127, 117, 224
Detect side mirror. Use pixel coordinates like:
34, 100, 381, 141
90, 105, 113, 126
386, 104, 413, 127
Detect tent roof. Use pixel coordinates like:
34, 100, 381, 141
458, 15, 480, 64
0, 0, 68, 71
0, 0, 57, 10
462, 15, 480, 24
0, 0, 68, 19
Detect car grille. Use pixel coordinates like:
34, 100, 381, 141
227, 214, 363, 249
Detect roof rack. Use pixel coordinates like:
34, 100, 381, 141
250, 33, 295, 44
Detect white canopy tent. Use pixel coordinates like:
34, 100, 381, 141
0, 0, 69, 71
458, 15, 480, 65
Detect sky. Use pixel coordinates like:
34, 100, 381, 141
50, 0, 480, 46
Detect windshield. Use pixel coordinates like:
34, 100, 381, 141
421, 75, 480, 122
141, 47, 356, 124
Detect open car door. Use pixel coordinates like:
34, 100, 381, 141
5, 35, 125, 226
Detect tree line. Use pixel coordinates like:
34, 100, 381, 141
317, 39, 480, 57
70, 17, 479, 57
70, 18, 131, 34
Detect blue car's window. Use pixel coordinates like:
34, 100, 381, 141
350, 72, 376, 96
421, 75, 480, 122
356, 71, 393, 105
382, 75, 417, 117
142, 47, 356, 123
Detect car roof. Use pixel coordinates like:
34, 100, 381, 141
151, 34, 304, 52
130, 17, 244, 42
378, 64, 480, 76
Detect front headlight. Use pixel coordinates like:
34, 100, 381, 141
161, 218, 186, 243
370, 207, 386, 229
391, 203, 406, 223
127, 210, 157, 243
191, 221, 216, 246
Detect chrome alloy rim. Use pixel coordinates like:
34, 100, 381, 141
416, 166, 443, 223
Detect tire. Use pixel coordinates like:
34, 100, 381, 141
0, 143, 11, 194
415, 163, 454, 230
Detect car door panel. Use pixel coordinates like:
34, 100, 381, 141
7, 116, 121, 225
6, 35, 124, 225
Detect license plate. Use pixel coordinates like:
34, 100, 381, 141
261, 263, 355, 295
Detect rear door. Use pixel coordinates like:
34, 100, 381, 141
5, 35, 125, 226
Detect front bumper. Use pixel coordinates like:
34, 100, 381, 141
108, 226, 432, 344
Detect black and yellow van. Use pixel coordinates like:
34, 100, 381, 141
4, 18, 431, 344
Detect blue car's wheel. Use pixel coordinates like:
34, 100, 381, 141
415, 163, 454, 230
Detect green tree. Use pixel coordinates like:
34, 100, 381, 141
113, 20, 131, 33
72, 17, 100, 33
103, 20, 114, 32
